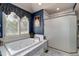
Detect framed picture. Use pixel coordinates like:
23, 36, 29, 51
34, 16, 41, 27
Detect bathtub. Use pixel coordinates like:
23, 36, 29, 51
0, 38, 47, 56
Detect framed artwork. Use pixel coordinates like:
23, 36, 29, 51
34, 16, 41, 27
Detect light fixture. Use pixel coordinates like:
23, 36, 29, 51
38, 3, 42, 6
56, 8, 60, 11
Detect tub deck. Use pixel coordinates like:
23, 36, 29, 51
0, 38, 47, 56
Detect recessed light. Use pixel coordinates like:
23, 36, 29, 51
38, 3, 42, 5
56, 8, 60, 11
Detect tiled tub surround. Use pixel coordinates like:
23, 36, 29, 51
0, 38, 47, 56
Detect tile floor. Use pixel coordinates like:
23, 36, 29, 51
41, 47, 79, 56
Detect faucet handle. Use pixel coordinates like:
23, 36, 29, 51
44, 36, 46, 39
0, 40, 3, 46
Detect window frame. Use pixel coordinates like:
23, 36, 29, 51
20, 16, 29, 35
3, 12, 29, 39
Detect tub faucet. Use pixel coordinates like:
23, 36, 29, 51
0, 40, 3, 46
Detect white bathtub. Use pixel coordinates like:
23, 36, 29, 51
4, 38, 41, 56
0, 38, 47, 56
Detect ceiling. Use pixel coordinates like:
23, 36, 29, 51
13, 3, 75, 15
13, 3, 33, 13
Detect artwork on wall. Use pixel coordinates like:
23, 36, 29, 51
34, 16, 41, 27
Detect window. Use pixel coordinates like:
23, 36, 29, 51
20, 16, 29, 34
4, 12, 20, 37
3, 12, 29, 37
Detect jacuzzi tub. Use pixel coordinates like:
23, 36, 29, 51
0, 38, 47, 56
5, 38, 40, 55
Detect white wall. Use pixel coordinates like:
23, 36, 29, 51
45, 14, 77, 53
50, 8, 73, 19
